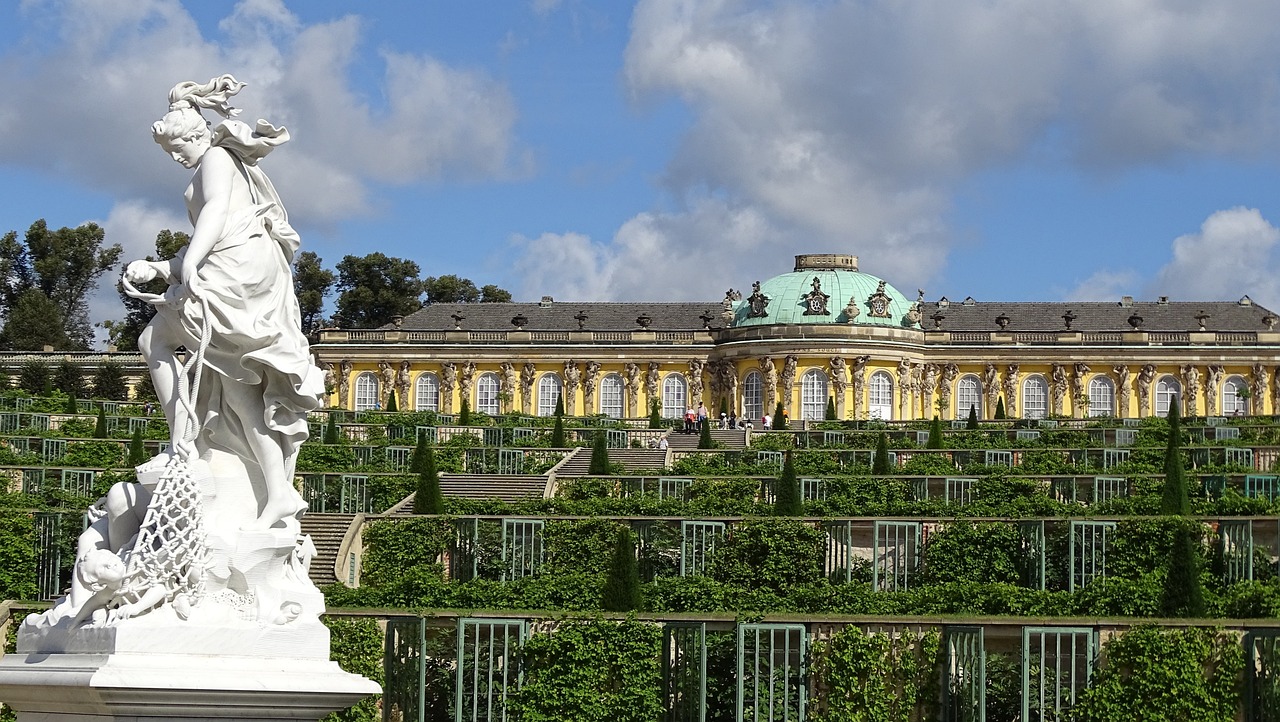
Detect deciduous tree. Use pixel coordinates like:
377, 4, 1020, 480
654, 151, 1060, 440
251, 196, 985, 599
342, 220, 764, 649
293, 251, 335, 333
335, 253, 424, 328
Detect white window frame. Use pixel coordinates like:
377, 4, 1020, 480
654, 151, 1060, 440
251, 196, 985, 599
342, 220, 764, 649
1223, 375, 1247, 415
1155, 376, 1181, 417
599, 374, 624, 418
742, 371, 762, 422
1022, 376, 1048, 420
662, 374, 687, 419
476, 372, 500, 415
536, 374, 562, 417
414, 372, 440, 412
354, 372, 380, 411
800, 368, 828, 420
868, 371, 894, 420
1088, 376, 1114, 417
956, 374, 982, 420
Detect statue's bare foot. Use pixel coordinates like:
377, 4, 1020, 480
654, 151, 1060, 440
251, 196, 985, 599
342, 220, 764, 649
242, 497, 307, 531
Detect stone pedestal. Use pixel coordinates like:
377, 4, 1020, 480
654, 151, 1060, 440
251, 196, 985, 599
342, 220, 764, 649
0, 617, 379, 721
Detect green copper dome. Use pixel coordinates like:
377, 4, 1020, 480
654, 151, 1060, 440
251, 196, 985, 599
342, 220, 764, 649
733, 254, 918, 328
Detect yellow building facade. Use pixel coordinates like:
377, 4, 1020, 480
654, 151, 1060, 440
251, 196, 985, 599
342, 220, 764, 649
313, 255, 1280, 423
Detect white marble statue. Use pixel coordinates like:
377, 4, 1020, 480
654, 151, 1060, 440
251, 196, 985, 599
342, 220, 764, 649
27, 75, 325, 634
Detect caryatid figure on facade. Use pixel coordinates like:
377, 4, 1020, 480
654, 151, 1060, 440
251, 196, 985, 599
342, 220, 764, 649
1136, 364, 1156, 417
688, 359, 706, 406
1251, 363, 1268, 414
1049, 364, 1068, 416
896, 359, 912, 419
829, 357, 848, 418
850, 356, 870, 418
921, 364, 939, 417
378, 361, 396, 408
1181, 365, 1200, 415
758, 357, 779, 413
583, 361, 601, 412
520, 362, 537, 414
623, 362, 641, 416
1071, 363, 1089, 417
499, 362, 517, 413
1113, 365, 1130, 418
439, 362, 457, 413
983, 364, 999, 414
938, 363, 958, 417
459, 361, 476, 403
338, 359, 352, 409
1205, 365, 1224, 416
563, 361, 580, 414
780, 355, 799, 409
1001, 364, 1019, 417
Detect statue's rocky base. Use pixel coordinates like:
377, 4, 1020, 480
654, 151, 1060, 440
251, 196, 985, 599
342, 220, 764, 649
0, 619, 379, 721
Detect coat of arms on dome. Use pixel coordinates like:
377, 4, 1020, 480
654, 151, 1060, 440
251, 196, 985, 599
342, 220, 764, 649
801, 276, 830, 316
867, 280, 893, 318
746, 281, 770, 318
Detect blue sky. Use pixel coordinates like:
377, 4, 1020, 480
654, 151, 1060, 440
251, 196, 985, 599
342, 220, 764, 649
4, 0, 1280, 342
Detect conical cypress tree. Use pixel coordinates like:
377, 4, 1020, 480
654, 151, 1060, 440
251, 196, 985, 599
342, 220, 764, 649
648, 399, 663, 429
966, 405, 979, 430
64, 394, 78, 415
127, 427, 147, 466
386, 391, 398, 412
412, 446, 445, 515
872, 432, 892, 475
825, 397, 837, 421
994, 397, 1006, 420
774, 452, 802, 516
601, 528, 641, 612
698, 417, 714, 449
926, 416, 944, 449
719, 397, 729, 418
773, 401, 788, 431
93, 405, 108, 438
554, 395, 565, 418
409, 431, 430, 474
1162, 522, 1206, 617
588, 430, 611, 475
550, 414, 566, 448
459, 398, 471, 426
323, 411, 340, 444
1160, 402, 1190, 516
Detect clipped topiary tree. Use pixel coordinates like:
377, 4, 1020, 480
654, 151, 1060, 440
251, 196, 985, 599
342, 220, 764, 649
872, 432, 892, 475
64, 394, 79, 415
1162, 521, 1206, 617
966, 405, 979, 430
601, 527, 641, 612
926, 415, 944, 449
773, 401, 788, 431
697, 418, 714, 449
648, 398, 662, 429
94, 405, 108, 439
323, 411, 340, 445
385, 391, 398, 412
994, 397, 1006, 420
1161, 402, 1190, 516
588, 430, 611, 475
825, 397, 837, 421
127, 427, 147, 467
554, 395, 565, 418
550, 413, 567, 448
409, 431, 430, 474
773, 451, 802, 516
458, 398, 472, 426
412, 446, 445, 515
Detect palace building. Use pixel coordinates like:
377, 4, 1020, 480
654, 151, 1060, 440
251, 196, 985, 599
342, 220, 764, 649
312, 254, 1280, 422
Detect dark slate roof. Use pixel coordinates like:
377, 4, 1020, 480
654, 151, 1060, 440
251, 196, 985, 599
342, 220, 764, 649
921, 300, 1279, 332
395, 301, 721, 331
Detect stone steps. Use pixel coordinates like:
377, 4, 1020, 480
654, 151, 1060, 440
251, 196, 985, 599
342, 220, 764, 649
664, 428, 748, 450
553, 448, 669, 476
299, 512, 358, 588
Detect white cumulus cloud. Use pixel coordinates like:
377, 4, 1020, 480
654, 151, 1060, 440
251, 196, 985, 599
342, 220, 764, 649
1150, 207, 1280, 308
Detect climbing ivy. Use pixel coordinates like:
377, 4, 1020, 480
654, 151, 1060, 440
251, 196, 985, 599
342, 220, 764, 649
321, 616, 384, 722
809, 625, 942, 721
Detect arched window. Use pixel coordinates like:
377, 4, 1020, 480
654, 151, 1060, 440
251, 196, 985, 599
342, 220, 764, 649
1155, 376, 1181, 416
536, 374, 562, 417
800, 368, 828, 420
662, 374, 687, 418
1088, 376, 1115, 417
956, 374, 982, 420
1022, 376, 1047, 420
599, 374, 624, 418
415, 372, 440, 412
1223, 375, 1248, 416
476, 372, 500, 415
868, 371, 894, 420
742, 371, 763, 422
354, 372, 380, 411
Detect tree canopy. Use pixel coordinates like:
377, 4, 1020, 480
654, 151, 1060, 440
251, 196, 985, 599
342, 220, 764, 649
294, 250, 336, 333
335, 253, 425, 329
104, 229, 189, 351
423, 274, 512, 304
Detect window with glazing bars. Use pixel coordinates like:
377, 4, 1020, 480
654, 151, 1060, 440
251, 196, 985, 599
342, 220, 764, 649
60, 469, 95, 496
497, 449, 524, 474
1069, 521, 1115, 591
1246, 475, 1280, 500
415, 372, 440, 411
680, 521, 725, 577
873, 520, 920, 591
663, 622, 708, 722
1092, 476, 1127, 504
1226, 447, 1254, 468
385, 446, 413, 470
502, 519, 543, 580
800, 478, 827, 501
943, 626, 985, 722
42, 438, 65, 462
984, 450, 1012, 467
945, 477, 976, 505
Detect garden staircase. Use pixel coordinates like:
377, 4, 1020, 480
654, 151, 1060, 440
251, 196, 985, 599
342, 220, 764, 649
299, 512, 358, 587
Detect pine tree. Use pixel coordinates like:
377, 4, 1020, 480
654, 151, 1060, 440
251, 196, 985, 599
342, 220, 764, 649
648, 399, 663, 429
1160, 402, 1190, 516
698, 417, 714, 449
872, 432, 892, 475
409, 431, 430, 474
926, 416, 944, 449
458, 398, 471, 426
412, 446, 445, 515
994, 397, 1006, 420
127, 427, 147, 466
588, 430, 611, 475
966, 405, 979, 430
93, 405, 108, 438
1162, 522, 1206, 617
773, 451, 802, 516
385, 390, 398, 412
773, 401, 788, 431
825, 397, 837, 421
601, 528, 641, 612
323, 411, 340, 445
